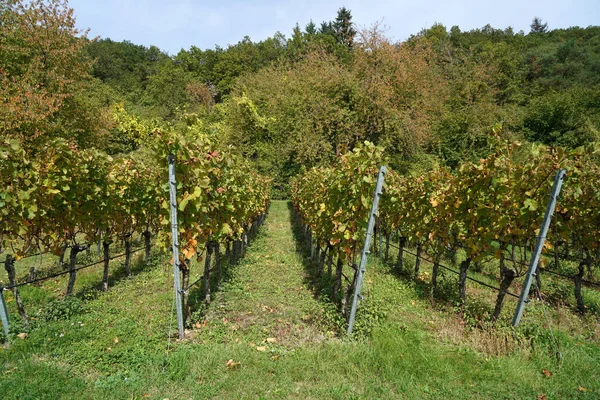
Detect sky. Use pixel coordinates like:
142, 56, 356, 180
69, 0, 600, 55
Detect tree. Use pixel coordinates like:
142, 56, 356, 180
0, 0, 99, 149
333, 7, 356, 48
305, 20, 317, 35
319, 21, 335, 36
530, 17, 548, 34
523, 90, 598, 148
142, 63, 191, 119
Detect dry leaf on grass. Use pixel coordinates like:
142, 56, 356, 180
541, 369, 552, 377
225, 359, 241, 369
256, 346, 267, 352
265, 337, 277, 343
17, 333, 28, 340
113, 337, 119, 344
578, 386, 589, 392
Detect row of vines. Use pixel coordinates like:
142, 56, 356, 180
0, 128, 271, 326
292, 140, 600, 324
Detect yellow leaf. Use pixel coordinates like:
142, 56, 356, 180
256, 346, 267, 352
265, 337, 277, 344
114, 337, 119, 344
225, 359, 241, 369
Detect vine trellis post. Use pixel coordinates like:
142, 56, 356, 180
168, 154, 185, 340
512, 169, 566, 327
347, 166, 387, 336
0, 288, 9, 337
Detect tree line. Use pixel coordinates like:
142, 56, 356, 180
2, 1, 599, 198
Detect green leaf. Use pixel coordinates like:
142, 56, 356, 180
524, 198, 538, 211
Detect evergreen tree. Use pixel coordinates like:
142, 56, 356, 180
305, 20, 317, 35
319, 21, 334, 36
530, 17, 548, 34
333, 7, 356, 48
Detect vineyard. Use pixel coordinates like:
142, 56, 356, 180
292, 140, 600, 328
0, 129, 270, 334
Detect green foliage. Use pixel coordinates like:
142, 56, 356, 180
39, 296, 86, 322
0, 0, 110, 150
523, 90, 599, 148
292, 142, 384, 262
87, 39, 169, 102
530, 17, 549, 34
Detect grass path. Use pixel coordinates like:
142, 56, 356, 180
199, 200, 329, 346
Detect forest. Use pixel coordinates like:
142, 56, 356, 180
3, 1, 600, 197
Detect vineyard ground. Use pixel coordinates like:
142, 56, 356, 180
1, 201, 599, 398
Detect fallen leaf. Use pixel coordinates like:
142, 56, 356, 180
578, 386, 588, 392
142, 394, 150, 398
536, 395, 546, 400
222, 318, 228, 324
256, 346, 267, 352
113, 337, 119, 344
17, 333, 28, 340
249, 342, 255, 348
235, 338, 241, 343
106, 347, 111, 352
542, 369, 552, 377
265, 337, 277, 343
225, 359, 241, 369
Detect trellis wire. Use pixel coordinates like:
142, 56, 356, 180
1, 246, 145, 291
386, 241, 520, 299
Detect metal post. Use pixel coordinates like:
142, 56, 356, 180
0, 289, 9, 337
347, 166, 387, 336
378, 228, 383, 258
512, 169, 566, 327
168, 155, 185, 339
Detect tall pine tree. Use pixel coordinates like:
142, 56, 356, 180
333, 7, 356, 48
529, 17, 548, 34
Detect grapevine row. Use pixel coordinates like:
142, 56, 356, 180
0, 129, 270, 325
292, 140, 600, 322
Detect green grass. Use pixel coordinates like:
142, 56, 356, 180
1, 200, 599, 399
